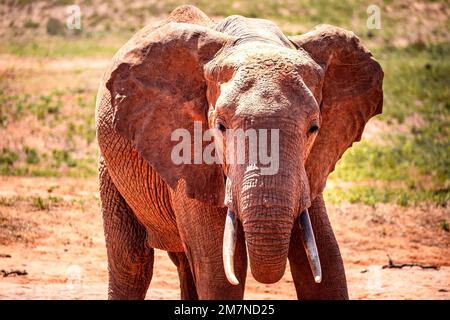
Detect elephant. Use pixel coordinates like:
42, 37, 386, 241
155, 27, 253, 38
96, 5, 383, 300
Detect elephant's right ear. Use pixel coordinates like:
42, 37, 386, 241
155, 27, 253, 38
106, 22, 231, 205
289, 25, 383, 200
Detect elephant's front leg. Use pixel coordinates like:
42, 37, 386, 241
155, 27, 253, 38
168, 251, 198, 300
172, 191, 247, 299
288, 194, 349, 300
99, 159, 155, 299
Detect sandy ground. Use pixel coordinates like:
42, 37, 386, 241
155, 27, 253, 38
0, 176, 449, 300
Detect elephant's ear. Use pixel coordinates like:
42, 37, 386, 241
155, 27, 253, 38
289, 25, 383, 199
106, 22, 231, 205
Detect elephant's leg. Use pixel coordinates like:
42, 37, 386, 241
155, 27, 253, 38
172, 194, 247, 299
168, 252, 198, 300
288, 194, 348, 300
99, 158, 154, 300
186, 223, 248, 300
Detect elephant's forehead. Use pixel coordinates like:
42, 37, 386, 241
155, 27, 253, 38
227, 43, 312, 68
223, 44, 321, 83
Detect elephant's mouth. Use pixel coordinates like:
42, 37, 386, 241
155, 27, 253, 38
222, 178, 322, 285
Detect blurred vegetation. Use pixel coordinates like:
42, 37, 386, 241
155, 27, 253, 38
0, 146, 97, 178
325, 185, 449, 207
0, 89, 97, 177
0, 90, 63, 125
440, 219, 450, 232
0, 36, 121, 57
0, 0, 448, 207
2, 0, 448, 56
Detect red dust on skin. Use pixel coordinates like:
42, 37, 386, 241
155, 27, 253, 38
99, 5, 380, 297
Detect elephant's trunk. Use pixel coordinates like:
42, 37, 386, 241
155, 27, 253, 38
222, 207, 322, 285
222, 166, 322, 285
239, 168, 299, 284
243, 205, 293, 283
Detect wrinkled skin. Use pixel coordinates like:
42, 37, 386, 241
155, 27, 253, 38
96, 5, 383, 299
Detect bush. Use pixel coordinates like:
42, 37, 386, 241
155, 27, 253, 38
24, 20, 39, 29
46, 18, 65, 36
0, 148, 18, 166
24, 147, 39, 164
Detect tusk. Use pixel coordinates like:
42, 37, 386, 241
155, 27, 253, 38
223, 208, 239, 285
298, 209, 322, 283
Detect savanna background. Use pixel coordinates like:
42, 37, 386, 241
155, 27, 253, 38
0, 0, 448, 299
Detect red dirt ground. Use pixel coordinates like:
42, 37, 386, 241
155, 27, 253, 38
0, 176, 449, 299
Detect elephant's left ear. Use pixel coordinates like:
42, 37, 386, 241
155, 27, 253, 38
289, 25, 384, 199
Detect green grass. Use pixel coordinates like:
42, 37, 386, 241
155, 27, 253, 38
374, 43, 450, 123
0, 88, 98, 178
24, 147, 40, 164
331, 133, 449, 185
67, 119, 96, 145
0, 92, 29, 127
32, 195, 63, 211
0, 148, 19, 166
0, 143, 97, 177
324, 185, 449, 207
0, 194, 63, 211
33, 196, 50, 210
0, 90, 64, 126
0, 160, 97, 178
24, 20, 39, 29
0, 36, 123, 57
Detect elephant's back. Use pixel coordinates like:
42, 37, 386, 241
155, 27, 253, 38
96, 83, 184, 252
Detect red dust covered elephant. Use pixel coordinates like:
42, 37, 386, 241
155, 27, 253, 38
95, 5, 383, 299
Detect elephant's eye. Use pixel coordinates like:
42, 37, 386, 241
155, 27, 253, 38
308, 124, 319, 135
215, 122, 226, 132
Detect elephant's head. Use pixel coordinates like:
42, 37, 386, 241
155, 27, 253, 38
106, 10, 383, 285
